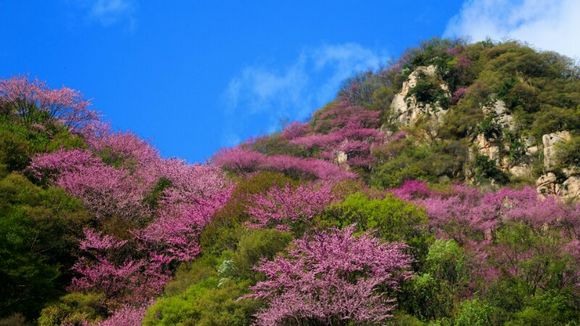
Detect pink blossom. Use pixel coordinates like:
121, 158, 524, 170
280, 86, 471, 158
0, 77, 98, 130
452, 87, 468, 104
281, 121, 310, 140
78, 228, 127, 251
391, 180, 432, 200
213, 148, 355, 180
29, 149, 150, 219
247, 181, 336, 229
247, 226, 412, 325
71, 230, 170, 305
98, 305, 148, 326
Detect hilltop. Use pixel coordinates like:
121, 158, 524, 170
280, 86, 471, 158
0, 39, 578, 325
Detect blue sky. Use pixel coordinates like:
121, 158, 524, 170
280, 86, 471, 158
1, 1, 577, 162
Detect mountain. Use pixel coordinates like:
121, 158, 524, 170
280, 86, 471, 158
0, 39, 578, 326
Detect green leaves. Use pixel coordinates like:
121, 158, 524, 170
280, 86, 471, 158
320, 193, 432, 262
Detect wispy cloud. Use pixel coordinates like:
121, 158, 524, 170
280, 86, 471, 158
69, 0, 136, 28
445, 0, 580, 59
222, 43, 388, 146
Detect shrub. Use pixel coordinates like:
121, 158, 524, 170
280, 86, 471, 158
200, 171, 295, 256
230, 229, 293, 281
530, 106, 580, 139
0, 173, 89, 320
473, 155, 509, 184
38, 292, 107, 326
425, 239, 466, 284
454, 299, 498, 326
407, 72, 449, 109
554, 135, 580, 169
320, 193, 432, 262
143, 278, 259, 326
399, 240, 466, 320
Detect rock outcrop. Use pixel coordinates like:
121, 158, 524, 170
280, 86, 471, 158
561, 176, 580, 201
542, 131, 571, 171
535, 131, 578, 200
334, 151, 348, 165
536, 172, 560, 196
390, 65, 450, 126
481, 99, 514, 131
475, 133, 501, 162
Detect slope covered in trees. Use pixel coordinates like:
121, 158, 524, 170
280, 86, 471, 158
0, 40, 578, 325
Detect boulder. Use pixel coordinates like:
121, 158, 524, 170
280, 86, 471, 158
509, 165, 531, 178
536, 172, 560, 196
475, 133, 500, 161
561, 176, 580, 201
542, 131, 571, 171
335, 151, 348, 165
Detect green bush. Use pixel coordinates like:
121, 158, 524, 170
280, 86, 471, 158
530, 106, 580, 140
399, 240, 466, 320
250, 134, 309, 157
555, 135, 580, 169
150, 228, 292, 326
38, 292, 107, 326
407, 73, 449, 109
473, 155, 509, 184
454, 299, 498, 326
506, 290, 579, 326
425, 240, 466, 284
200, 171, 295, 256
0, 173, 89, 320
143, 278, 259, 326
319, 193, 432, 262
371, 138, 467, 188
231, 229, 292, 281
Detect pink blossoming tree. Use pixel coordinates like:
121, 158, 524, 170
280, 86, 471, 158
246, 181, 336, 231
247, 226, 412, 325
0, 77, 98, 130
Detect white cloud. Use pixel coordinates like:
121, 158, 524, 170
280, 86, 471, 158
70, 0, 136, 28
445, 0, 580, 59
222, 43, 388, 145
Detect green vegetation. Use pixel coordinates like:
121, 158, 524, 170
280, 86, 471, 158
1, 39, 579, 325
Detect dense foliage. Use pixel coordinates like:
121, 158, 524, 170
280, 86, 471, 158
1, 39, 579, 325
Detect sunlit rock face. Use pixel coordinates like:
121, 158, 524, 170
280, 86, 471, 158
390, 65, 450, 127
542, 131, 571, 171
535, 131, 578, 200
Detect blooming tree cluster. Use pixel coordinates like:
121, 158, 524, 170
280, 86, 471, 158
28, 131, 233, 311
97, 304, 148, 326
0, 77, 98, 130
213, 147, 355, 180
214, 100, 384, 179
29, 149, 149, 219
247, 226, 412, 325
246, 181, 336, 230
71, 229, 170, 305
138, 162, 233, 262
391, 181, 579, 287
393, 182, 579, 239
283, 101, 384, 168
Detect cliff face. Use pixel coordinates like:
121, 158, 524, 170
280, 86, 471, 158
536, 131, 579, 200
390, 65, 450, 126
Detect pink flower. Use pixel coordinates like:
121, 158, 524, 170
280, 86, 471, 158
247, 181, 336, 229
247, 226, 412, 325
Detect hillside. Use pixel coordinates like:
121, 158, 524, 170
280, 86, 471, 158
0, 39, 578, 325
